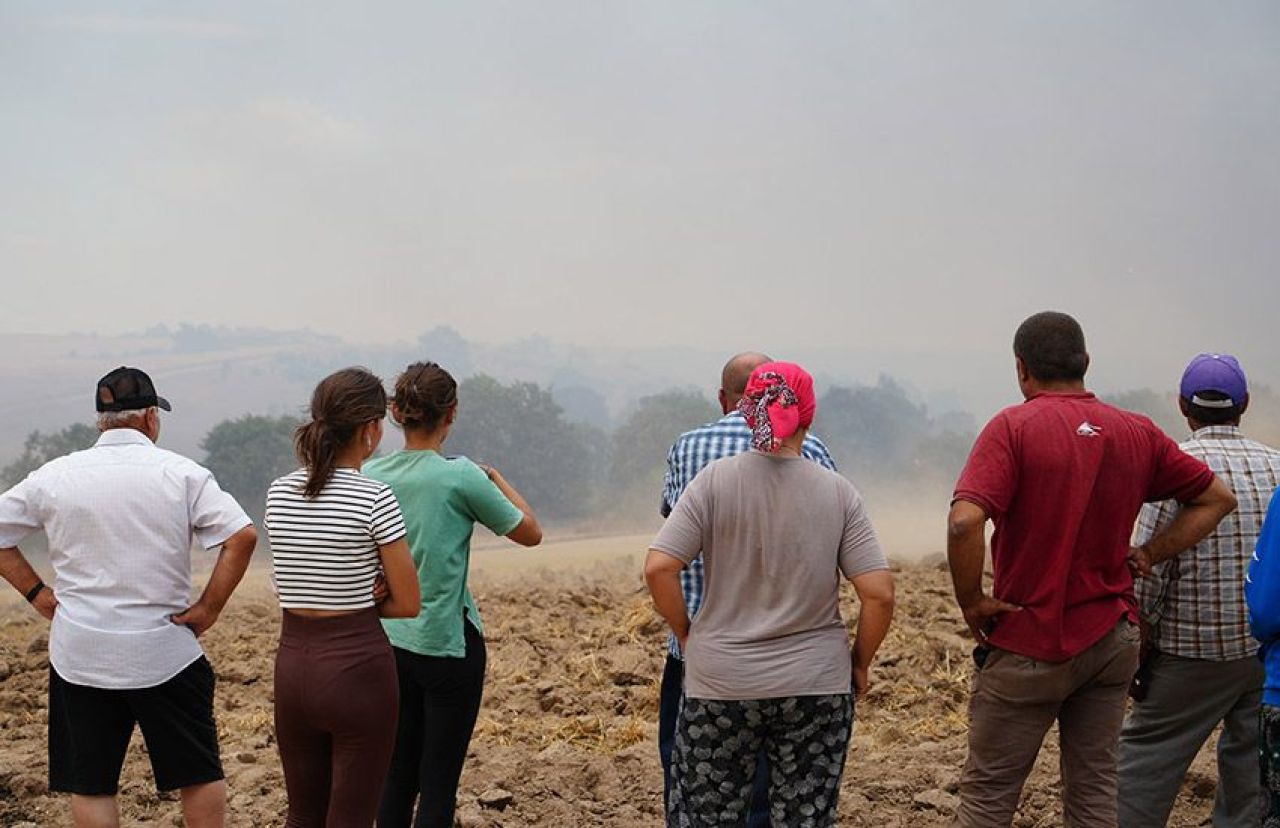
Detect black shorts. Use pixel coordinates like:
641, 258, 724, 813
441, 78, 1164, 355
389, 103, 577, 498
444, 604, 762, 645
48, 657, 224, 795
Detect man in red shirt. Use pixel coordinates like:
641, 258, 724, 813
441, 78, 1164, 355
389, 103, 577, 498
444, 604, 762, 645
947, 311, 1237, 827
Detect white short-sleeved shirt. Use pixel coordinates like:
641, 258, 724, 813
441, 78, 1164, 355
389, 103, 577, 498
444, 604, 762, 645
0, 429, 252, 689
265, 468, 407, 611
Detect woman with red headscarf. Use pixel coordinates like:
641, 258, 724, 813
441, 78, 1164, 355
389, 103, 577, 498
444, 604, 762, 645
645, 362, 897, 827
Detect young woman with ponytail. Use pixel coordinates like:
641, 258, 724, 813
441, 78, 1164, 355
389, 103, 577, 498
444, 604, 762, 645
264, 367, 421, 827
363, 361, 541, 828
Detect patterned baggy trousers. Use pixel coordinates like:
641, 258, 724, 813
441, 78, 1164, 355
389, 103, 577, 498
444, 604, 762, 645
1263, 704, 1280, 827
668, 694, 853, 828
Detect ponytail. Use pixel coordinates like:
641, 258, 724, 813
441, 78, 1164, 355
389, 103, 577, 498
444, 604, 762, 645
294, 420, 340, 498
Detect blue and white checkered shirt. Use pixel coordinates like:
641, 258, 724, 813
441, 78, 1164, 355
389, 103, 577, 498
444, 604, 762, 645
660, 412, 838, 658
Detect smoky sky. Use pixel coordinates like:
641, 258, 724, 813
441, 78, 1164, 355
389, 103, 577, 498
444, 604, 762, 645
2, 1, 1278, 398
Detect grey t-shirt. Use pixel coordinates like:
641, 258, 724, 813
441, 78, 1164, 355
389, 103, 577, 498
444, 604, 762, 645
650, 451, 887, 701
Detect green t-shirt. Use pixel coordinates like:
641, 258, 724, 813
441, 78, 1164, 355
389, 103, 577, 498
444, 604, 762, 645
363, 450, 524, 657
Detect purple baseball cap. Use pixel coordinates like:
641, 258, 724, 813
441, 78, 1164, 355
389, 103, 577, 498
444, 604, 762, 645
1180, 353, 1248, 409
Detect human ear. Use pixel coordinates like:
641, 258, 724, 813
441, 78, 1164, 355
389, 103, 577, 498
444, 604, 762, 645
362, 420, 381, 455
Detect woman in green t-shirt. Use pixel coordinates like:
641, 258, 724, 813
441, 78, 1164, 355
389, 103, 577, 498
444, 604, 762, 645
364, 361, 542, 828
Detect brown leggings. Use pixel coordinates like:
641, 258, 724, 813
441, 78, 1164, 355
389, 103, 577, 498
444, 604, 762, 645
275, 608, 399, 827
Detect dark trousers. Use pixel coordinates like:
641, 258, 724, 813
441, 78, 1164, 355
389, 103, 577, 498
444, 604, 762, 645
377, 620, 487, 828
48, 657, 223, 796
659, 655, 771, 828
1263, 704, 1280, 828
1117, 652, 1262, 827
275, 609, 399, 828
669, 694, 853, 827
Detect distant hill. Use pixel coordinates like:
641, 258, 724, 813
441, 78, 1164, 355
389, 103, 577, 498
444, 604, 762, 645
8, 323, 1270, 468
0, 324, 737, 460
0, 327, 340, 461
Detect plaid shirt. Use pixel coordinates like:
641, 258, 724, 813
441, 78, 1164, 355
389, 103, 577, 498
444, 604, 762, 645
660, 412, 838, 658
1136, 425, 1280, 661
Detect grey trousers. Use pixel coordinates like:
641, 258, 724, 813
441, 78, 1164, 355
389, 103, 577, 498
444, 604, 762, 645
1116, 651, 1264, 828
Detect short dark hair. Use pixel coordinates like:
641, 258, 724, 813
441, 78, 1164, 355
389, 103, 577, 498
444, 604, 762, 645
1013, 311, 1089, 382
1183, 390, 1244, 426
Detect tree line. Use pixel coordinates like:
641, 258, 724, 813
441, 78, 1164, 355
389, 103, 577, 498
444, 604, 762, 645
10, 375, 1270, 528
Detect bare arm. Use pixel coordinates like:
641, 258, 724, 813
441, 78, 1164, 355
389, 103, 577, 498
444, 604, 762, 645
947, 499, 1020, 642
376, 537, 421, 618
0, 546, 57, 621
172, 524, 258, 637
644, 549, 690, 649
849, 568, 895, 698
1130, 476, 1238, 576
485, 467, 542, 547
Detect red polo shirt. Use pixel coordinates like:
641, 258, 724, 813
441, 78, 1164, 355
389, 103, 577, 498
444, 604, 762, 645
954, 391, 1214, 662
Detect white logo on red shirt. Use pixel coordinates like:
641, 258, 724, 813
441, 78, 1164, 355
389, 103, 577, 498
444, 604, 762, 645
1076, 422, 1102, 437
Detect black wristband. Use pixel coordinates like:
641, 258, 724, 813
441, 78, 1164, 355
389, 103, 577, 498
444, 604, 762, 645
24, 580, 45, 603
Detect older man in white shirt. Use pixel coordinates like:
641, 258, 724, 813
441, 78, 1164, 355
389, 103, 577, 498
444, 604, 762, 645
0, 366, 257, 828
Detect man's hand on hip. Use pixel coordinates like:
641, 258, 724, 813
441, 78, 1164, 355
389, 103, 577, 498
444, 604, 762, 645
32, 587, 57, 621
959, 594, 1021, 643
171, 601, 219, 638
1127, 545, 1154, 579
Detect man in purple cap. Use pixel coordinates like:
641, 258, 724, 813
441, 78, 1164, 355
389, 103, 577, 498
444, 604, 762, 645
1118, 353, 1280, 828
0, 367, 258, 828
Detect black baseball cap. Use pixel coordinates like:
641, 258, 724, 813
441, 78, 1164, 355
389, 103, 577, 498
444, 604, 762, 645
95, 367, 172, 412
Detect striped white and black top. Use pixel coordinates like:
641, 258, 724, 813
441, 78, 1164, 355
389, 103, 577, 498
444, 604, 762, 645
265, 468, 408, 611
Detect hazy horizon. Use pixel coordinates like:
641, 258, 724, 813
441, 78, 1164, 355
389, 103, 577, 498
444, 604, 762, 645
4, 319, 1275, 426
3, 2, 1278, 445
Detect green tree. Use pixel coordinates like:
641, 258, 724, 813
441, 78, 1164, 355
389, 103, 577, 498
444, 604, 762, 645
815, 376, 931, 475
201, 415, 302, 521
607, 389, 719, 519
1, 423, 98, 487
446, 375, 605, 521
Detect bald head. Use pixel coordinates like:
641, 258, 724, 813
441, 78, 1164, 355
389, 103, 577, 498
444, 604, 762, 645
719, 351, 772, 413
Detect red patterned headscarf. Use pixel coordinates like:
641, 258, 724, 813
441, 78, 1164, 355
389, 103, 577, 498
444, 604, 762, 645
738, 362, 817, 452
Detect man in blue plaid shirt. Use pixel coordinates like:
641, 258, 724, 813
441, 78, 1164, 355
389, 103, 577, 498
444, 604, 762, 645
658, 351, 838, 827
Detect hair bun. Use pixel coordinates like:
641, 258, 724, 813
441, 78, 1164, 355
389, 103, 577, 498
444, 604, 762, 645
394, 362, 458, 432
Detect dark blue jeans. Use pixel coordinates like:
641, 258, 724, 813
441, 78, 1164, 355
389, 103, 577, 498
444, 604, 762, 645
659, 654, 771, 827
